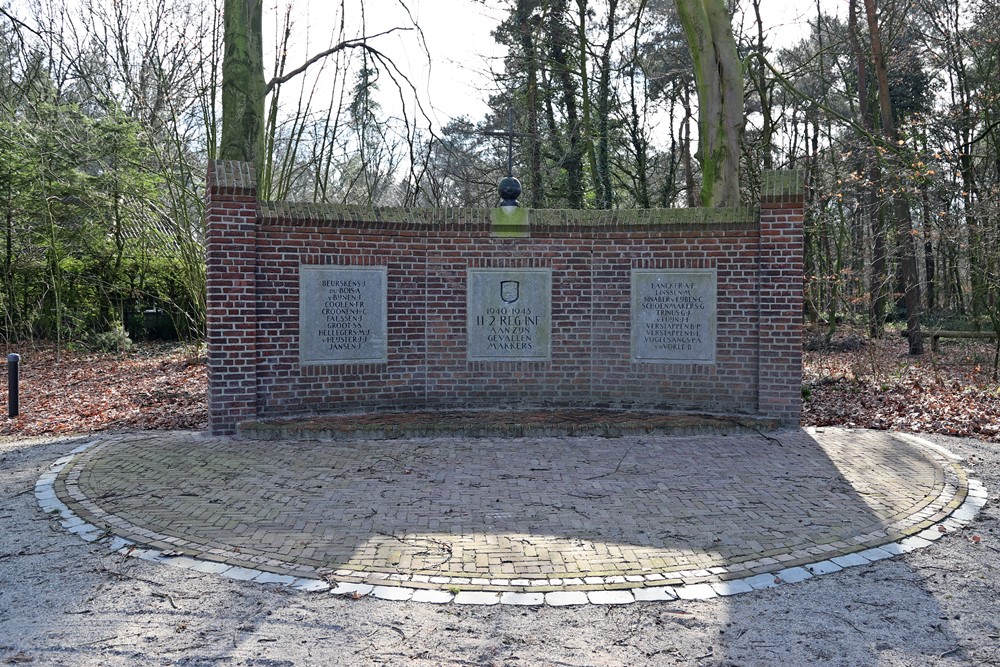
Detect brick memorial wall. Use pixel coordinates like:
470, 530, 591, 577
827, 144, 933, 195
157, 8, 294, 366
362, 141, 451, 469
206, 160, 804, 435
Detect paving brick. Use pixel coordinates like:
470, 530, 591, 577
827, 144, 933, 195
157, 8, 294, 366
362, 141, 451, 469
46, 427, 980, 605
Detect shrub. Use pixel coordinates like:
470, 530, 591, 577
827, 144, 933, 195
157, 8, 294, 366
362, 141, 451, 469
89, 323, 134, 353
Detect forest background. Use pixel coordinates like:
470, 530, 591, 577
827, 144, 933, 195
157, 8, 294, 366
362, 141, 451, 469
0, 0, 998, 364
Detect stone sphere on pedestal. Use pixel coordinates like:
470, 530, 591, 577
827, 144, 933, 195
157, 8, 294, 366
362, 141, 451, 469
498, 176, 522, 207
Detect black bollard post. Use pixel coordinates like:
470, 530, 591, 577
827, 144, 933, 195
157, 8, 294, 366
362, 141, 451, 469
8, 353, 19, 418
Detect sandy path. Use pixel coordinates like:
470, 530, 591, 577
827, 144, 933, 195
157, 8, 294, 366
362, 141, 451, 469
2, 431, 999, 666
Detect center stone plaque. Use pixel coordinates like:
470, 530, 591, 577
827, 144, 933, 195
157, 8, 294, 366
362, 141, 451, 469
299, 265, 387, 365
632, 268, 716, 363
467, 268, 551, 361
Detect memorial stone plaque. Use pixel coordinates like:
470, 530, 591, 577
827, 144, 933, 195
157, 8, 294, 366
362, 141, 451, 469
631, 269, 716, 363
467, 268, 551, 361
299, 265, 387, 365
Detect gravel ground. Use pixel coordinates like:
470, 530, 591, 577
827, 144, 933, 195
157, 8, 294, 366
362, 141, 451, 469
2, 430, 999, 666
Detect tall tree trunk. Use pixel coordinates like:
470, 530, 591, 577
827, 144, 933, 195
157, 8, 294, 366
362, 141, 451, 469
4, 200, 14, 335
681, 86, 696, 208
863, 0, 923, 354
849, 0, 887, 338
919, 173, 936, 313
595, 0, 618, 209
626, 59, 650, 208
575, 0, 600, 205
674, 0, 743, 207
220, 0, 264, 165
750, 0, 773, 170
516, 1, 544, 207
626, 2, 650, 208
548, 0, 584, 208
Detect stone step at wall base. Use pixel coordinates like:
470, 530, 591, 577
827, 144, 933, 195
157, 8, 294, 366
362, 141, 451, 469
236, 410, 780, 441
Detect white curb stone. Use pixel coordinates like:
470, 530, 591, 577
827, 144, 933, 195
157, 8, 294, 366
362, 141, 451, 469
805, 560, 842, 575
587, 590, 635, 605
411, 590, 453, 604
545, 591, 589, 606
500, 592, 544, 606
372, 586, 413, 601
711, 580, 753, 596
223, 566, 262, 581
254, 572, 297, 585
899, 535, 933, 552
292, 578, 331, 592
676, 583, 717, 600
831, 552, 870, 568
331, 583, 373, 597
454, 591, 500, 605
190, 561, 234, 575
744, 573, 780, 590
633, 586, 679, 601
775, 567, 812, 584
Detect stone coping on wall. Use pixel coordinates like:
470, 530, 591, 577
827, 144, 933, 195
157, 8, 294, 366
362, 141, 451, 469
210, 159, 805, 212
258, 200, 759, 232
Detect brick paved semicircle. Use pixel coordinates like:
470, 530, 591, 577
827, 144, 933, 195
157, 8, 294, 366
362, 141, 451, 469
39, 427, 987, 605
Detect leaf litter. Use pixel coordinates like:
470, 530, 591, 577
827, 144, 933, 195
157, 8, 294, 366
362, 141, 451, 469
0, 332, 998, 441
0, 342, 206, 437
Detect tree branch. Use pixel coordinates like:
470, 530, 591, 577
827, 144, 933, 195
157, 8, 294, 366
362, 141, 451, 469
264, 27, 412, 95
0, 7, 43, 38
746, 51, 900, 158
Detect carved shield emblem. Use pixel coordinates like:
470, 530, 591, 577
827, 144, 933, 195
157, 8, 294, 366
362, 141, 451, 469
500, 280, 520, 303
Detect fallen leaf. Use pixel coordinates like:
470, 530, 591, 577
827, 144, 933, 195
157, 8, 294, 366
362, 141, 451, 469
0, 343, 207, 438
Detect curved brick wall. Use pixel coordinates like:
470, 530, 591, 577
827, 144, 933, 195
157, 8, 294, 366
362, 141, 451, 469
206, 161, 804, 435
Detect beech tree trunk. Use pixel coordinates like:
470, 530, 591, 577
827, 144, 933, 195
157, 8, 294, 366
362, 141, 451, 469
220, 0, 265, 165
674, 0, 743, 207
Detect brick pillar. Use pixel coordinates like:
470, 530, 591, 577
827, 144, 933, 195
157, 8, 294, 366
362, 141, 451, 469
758, 170, 805, 425
206, 160, 258, 435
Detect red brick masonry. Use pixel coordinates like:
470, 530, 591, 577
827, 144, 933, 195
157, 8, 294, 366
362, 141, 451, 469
206, 161, 804, 435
